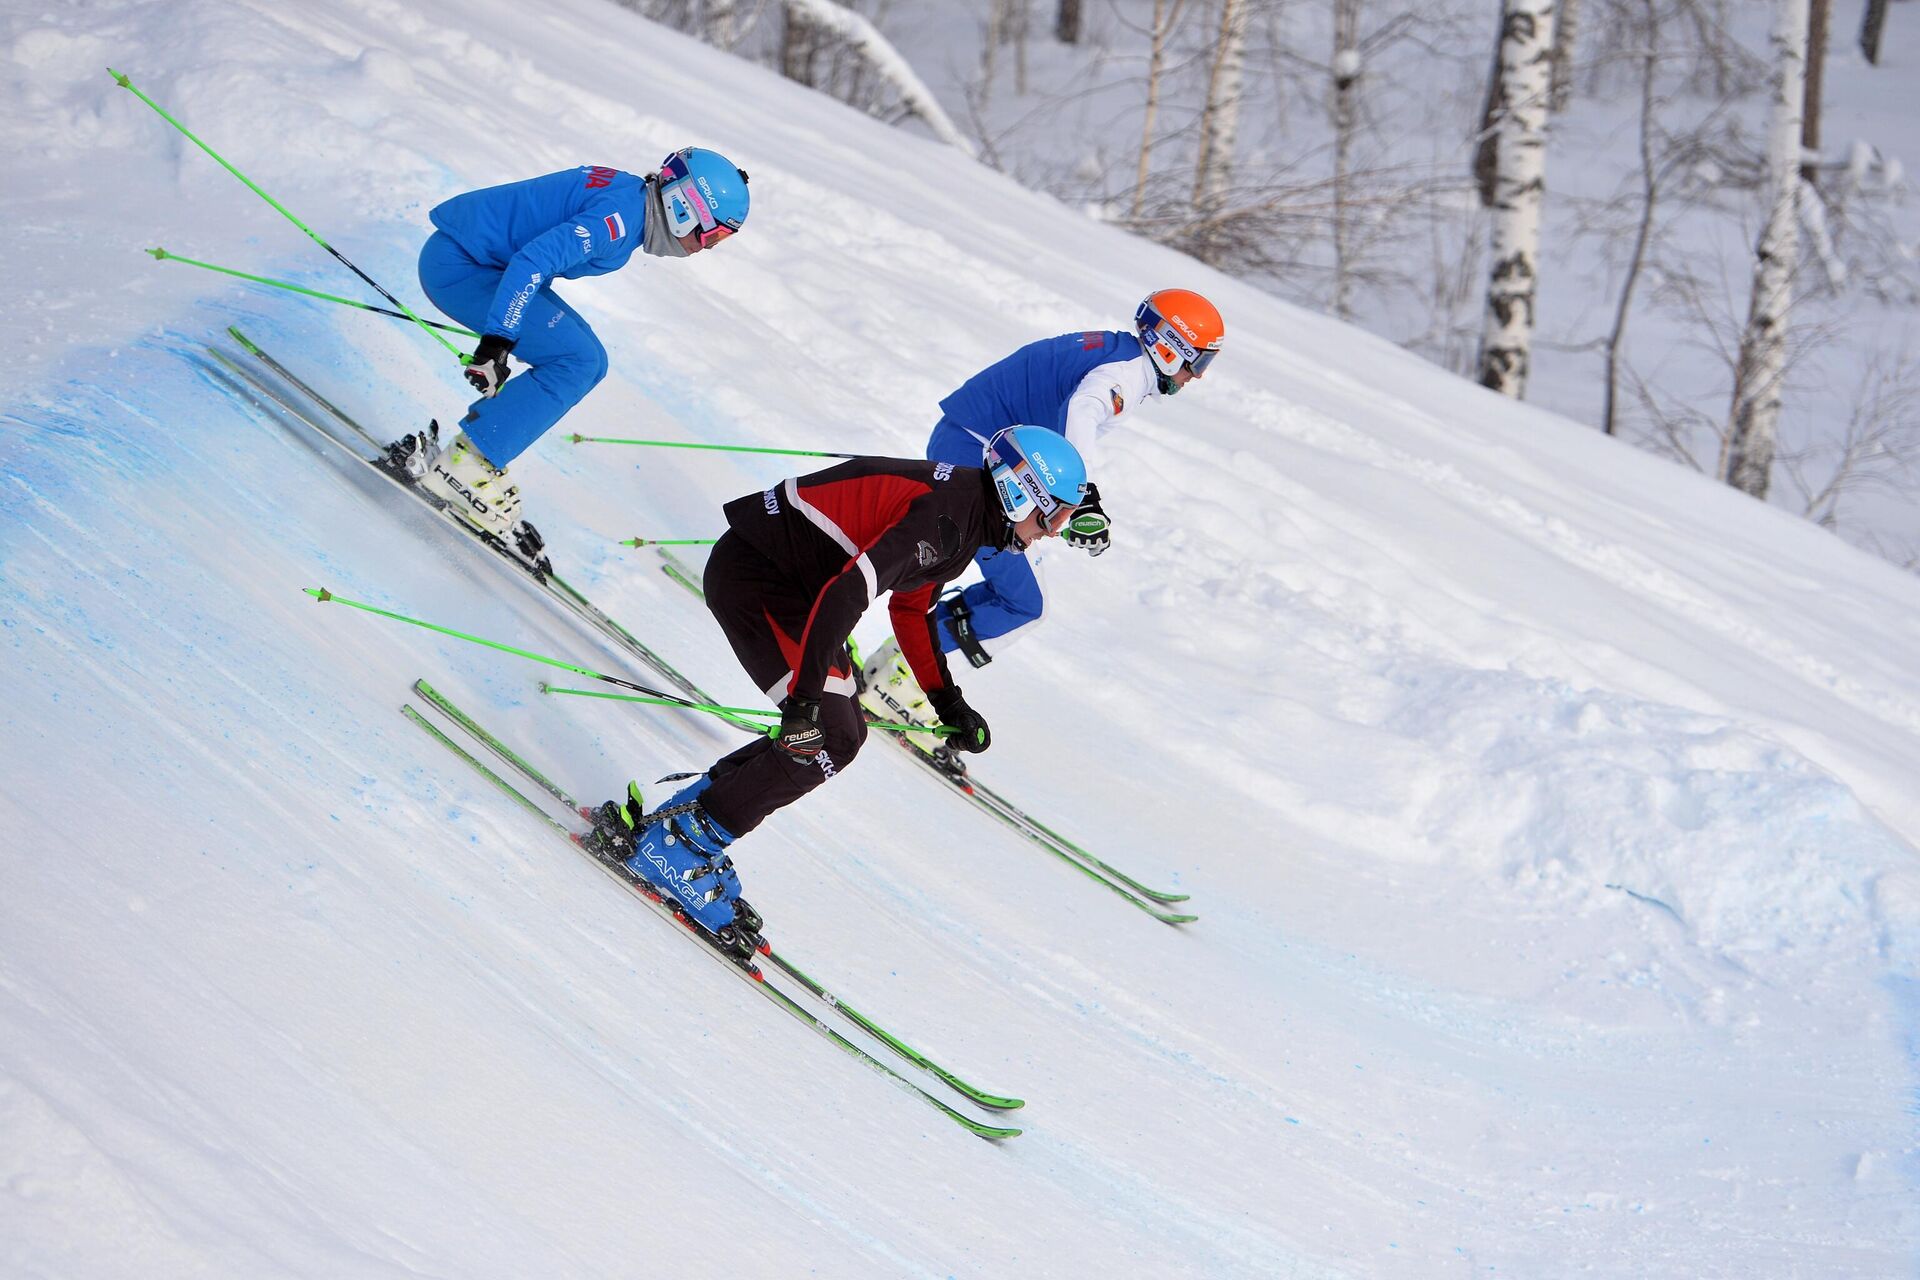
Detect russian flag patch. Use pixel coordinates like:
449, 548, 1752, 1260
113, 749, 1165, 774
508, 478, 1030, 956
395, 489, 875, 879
603, 211, 626, 242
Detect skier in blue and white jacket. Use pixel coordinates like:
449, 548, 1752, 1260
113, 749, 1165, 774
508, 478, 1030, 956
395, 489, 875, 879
385, 147, 750, 562
858, 289, 1224, 737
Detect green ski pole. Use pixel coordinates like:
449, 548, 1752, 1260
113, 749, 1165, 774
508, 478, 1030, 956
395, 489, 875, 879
304, 587, 715, 717
303, 588, 952, 739
571, 434, 859, 460
109, 68, 468, 363
147, 248, 477, 337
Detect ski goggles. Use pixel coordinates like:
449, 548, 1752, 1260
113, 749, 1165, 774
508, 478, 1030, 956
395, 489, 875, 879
660, 158, 736, 248
1139, 303, 1221, 376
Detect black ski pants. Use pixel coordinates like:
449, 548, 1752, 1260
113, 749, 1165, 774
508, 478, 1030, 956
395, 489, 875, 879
698, 531, 868, 837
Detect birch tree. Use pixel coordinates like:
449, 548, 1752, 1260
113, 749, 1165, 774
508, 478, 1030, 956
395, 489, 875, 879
982, 0, 1034, 99
1331, 0, 1363, 320
1602, 0, 1662, 437
1801, 0, 1829, 182
1476, 0, 1555, 398
1548, 0, 1582, 112
1859, 0, 1889, 65
698, 0, 738, 48
1722, 0, 1808, 499
1130, 0, 1185, 220
1056, 0, 1082, 44
1193, 0, 1251, 220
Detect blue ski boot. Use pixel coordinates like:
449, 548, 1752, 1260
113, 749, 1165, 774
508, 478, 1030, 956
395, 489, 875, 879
619, 777, 762, 961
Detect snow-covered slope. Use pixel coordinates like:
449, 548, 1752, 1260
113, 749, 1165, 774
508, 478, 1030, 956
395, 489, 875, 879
3, 2, 1916, 1276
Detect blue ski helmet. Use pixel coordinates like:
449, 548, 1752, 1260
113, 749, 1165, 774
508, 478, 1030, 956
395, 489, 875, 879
658, 147, 750, 246
985, 426, 1089, 529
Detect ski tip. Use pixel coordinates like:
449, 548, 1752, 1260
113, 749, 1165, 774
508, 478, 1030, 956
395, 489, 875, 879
1159, 912, 1200, 926
974, 1095, 1027, 1112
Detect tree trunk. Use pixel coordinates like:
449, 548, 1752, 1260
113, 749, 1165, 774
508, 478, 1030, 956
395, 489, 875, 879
700, 0, 738, 48
1014, 0, 1031, 96
982, 0, 1005, 96
1602, 0, 1660, 437
1131, 0, 1179, 220
1476, 0, 1556, 399
1472, 16, 1503, 207
1056, 0, 1082, 43
1859, 0, 1889, 65
780, 5, 820, 86
1801, 0, 1829, 182
982, 0, 1033, 96
1332, 0, 1363, 320
1193, 0, 1249, 222
1723, 0, 1809, 499
1548, 0, 1582, 113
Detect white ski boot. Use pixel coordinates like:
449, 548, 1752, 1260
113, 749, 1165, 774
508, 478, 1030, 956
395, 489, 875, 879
860, 637, 948, 756
415, 430, 523, 539
384, 423, 550, 574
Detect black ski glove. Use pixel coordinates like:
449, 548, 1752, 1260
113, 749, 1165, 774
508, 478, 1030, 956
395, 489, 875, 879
928, 685, 991, 754
776, 695, 825, 757
464, 333, 515, 397
1063, 482, 1110, 557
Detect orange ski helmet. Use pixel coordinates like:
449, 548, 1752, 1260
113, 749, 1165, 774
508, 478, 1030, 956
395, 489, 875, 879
1134, 289, 1224, 393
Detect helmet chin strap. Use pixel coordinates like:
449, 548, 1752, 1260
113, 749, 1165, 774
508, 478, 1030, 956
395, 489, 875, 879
1156, 370, 1183, 396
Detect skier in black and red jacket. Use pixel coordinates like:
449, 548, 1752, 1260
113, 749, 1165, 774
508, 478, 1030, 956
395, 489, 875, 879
580, 427, 1089, 957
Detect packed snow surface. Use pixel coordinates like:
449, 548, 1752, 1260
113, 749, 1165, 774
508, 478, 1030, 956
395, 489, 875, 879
2, 1, 1917, 1276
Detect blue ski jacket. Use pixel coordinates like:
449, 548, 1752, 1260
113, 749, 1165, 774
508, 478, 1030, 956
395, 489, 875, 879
428, 165, 652, 341
937, 330, 1143, 437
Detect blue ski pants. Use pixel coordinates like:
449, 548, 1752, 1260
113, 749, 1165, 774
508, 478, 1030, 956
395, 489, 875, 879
417, 231, 609, 467
926, 418, 1045, 655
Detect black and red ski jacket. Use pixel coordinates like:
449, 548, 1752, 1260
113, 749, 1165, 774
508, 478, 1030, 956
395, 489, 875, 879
720, 456, 1007, 702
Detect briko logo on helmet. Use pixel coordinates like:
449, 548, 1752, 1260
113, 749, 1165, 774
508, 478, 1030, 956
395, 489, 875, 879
659, 146, 750, 247
1135, 289, 1225, 390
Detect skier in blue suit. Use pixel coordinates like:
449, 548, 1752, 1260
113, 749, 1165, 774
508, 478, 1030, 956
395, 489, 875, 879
385, 147, 750, 563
